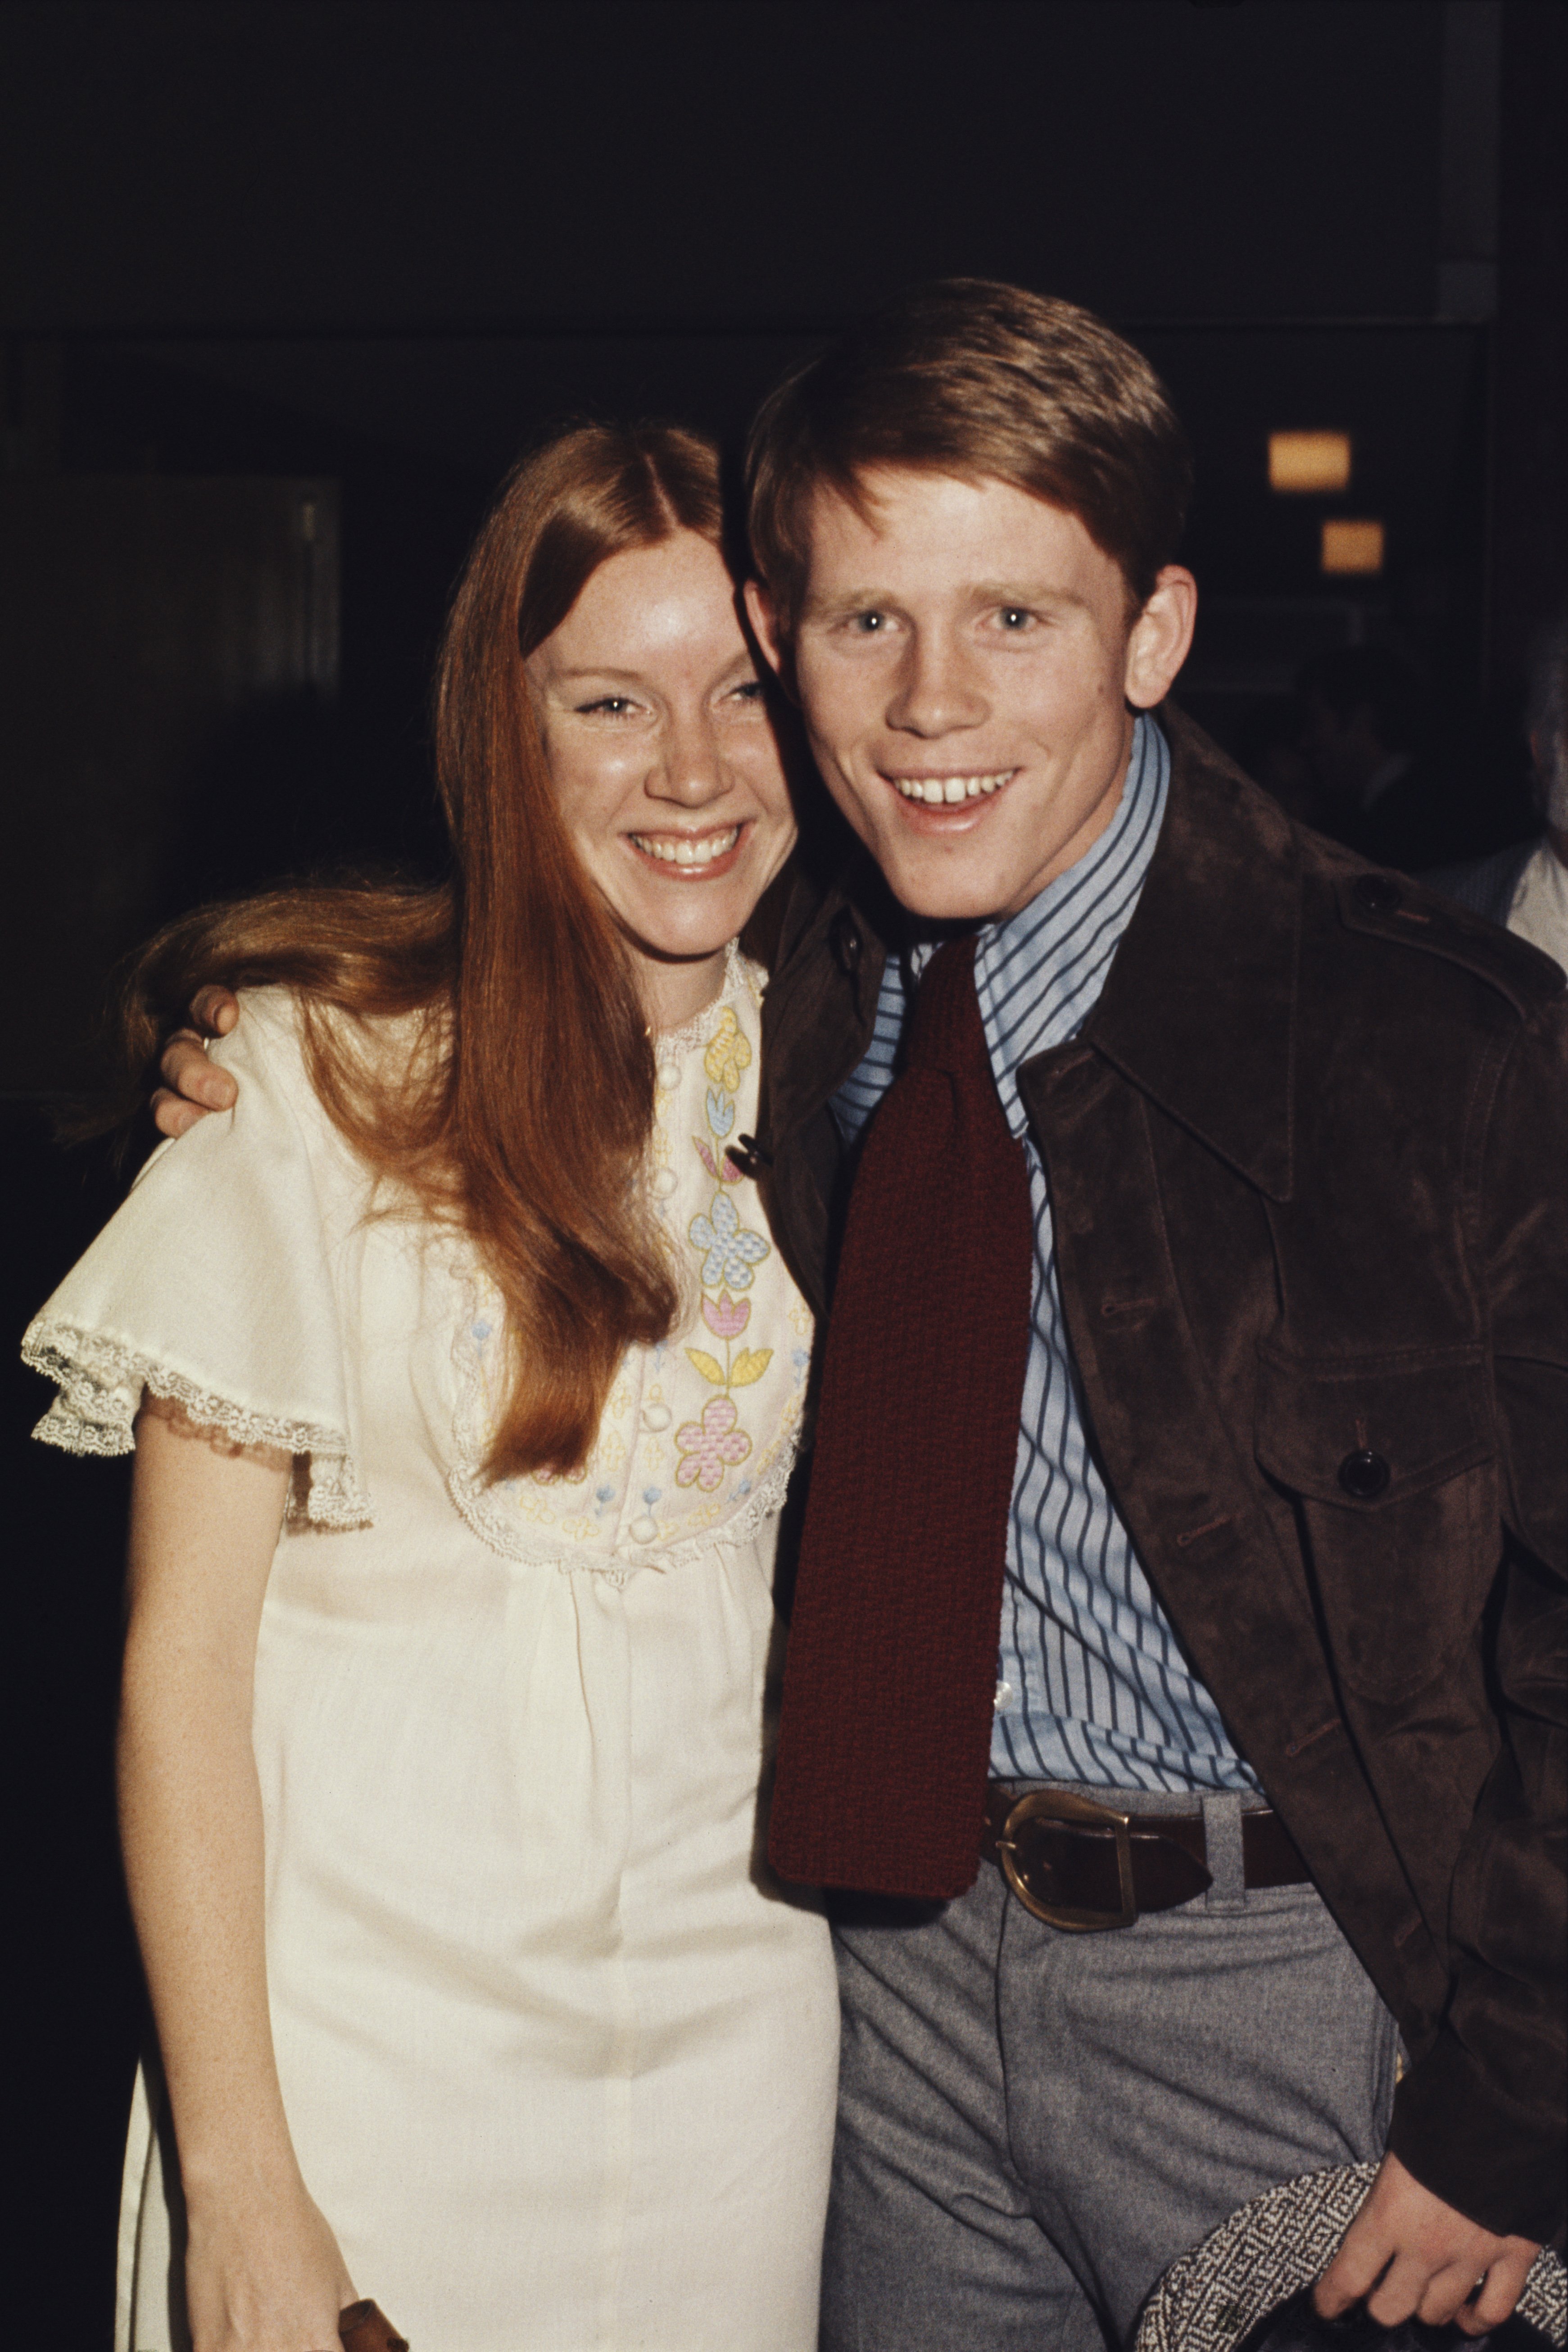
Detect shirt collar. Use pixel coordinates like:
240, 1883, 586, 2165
966, 714, 1169, 1136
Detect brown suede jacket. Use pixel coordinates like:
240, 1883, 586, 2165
753, 706, 1568, 2245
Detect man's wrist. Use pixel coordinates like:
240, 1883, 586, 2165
1387, 2030, 1567, 2245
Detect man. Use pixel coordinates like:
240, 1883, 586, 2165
1428, 609, 1568, 974
156, 283, 1564, 2350
1295, 644, 1448, 871
736, 283, 1563, 2349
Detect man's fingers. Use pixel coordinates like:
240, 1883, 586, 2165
1313, 2233, 1386, 2318
150, 1088, 208, 1140
157, 1032, 237, 1113
190, 984, 239, 1037
1455, 2246, 1538, 2338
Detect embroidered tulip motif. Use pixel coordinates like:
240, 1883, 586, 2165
675, 1396, 752, 1491
702, 1292, 750, 1340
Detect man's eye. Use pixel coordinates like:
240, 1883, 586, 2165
851, 612, 887, 634
998, 607, 1033, 631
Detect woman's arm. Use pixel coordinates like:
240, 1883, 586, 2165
121, 1398, 355, 2352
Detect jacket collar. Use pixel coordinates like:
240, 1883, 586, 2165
1070, 702, 1299, 1203
767, 706, 1301, 1203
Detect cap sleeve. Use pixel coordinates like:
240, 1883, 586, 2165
22, 990, 373, 1530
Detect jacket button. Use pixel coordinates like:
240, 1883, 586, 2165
1338, 1448, 1391, 1501
1354, 874, 1401, 916
830, 909, 862, 975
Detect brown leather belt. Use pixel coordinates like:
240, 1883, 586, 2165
980, 1782, 1309, 1933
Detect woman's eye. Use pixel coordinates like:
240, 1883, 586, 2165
730, 680, 766, 703
578, 695, 635, 716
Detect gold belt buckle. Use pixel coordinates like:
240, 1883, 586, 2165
996, 1788, 1137, 1932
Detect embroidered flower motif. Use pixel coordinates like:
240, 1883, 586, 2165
702, 1007, 752, 1095
705, 1086, 735, 1140
692, 1134, 744, 1183
702, 1291, 750, 1341
688, 1191, 769, 1291
675, 1395, 752, 1491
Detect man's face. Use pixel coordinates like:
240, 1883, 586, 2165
748, 469, 1195, 923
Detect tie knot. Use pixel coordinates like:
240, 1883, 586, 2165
906, 936, 986, 1075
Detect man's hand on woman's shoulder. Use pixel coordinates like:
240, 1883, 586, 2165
152, 987, 242, 1137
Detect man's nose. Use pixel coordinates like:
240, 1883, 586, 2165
885, 633, 988, 738
650, 712, 732, 805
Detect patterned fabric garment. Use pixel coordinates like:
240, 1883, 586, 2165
452, 946, 814, 1570
832, 716, 1260, 1794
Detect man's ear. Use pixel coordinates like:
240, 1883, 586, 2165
1125, 565, 1197, 710
743, 578, 799, 703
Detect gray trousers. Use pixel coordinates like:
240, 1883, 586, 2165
821, 1786, 1399, 2352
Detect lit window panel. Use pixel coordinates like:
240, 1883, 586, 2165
1269, 431, 1353, 494
1320, 520, 1385, 576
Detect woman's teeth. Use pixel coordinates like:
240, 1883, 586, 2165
629, 826, 741, 867
892, 771, 1015, 805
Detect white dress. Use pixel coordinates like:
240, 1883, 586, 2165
24, 949, 838, 2352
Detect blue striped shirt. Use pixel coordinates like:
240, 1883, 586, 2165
832, 716, 1259, 1793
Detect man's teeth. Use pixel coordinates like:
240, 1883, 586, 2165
892, 772, 1014, 805
630, 826, 741, 866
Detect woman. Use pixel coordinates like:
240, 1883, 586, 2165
23, 423, 838, 2352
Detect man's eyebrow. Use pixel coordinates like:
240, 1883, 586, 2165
799, 580, 1091, 621
798, 587, 897, 623
969, 580, 1091, 612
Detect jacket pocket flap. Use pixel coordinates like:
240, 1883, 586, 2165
1255, 1348, 1493, 1505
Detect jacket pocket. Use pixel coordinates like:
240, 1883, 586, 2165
1254, 1346, 1499, 1704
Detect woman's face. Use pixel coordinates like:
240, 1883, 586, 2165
524, 531, 798, 990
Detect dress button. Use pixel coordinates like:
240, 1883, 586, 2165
656, 1060, 681, 1093
830, 909, 862, 975
1338, 1448, 1391, 1501
650, 1166, 677, 1200
1354, 874, 1401, 917
630, 1514, 660, 1544
641, 1402, 671, 1433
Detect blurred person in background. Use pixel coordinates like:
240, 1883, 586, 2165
1296, 644, 1450, 871
1428, 610, 1568, 974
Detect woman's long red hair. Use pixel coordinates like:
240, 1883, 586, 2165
118, 422, 732, 1477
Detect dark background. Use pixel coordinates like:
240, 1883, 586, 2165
5, 5, 1565, 2341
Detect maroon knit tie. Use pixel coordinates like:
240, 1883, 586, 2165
768, 936, 1036, 1899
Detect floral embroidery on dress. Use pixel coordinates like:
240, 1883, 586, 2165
446, 951, 810, 1570
702, 1006, 752, 1096
689, 1192, 770, 1292
675, 1395, 752, 1491
682, 1004, 775, 1473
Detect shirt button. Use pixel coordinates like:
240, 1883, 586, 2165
993, 1680, 1015, 1714
1354, 874, 1401, 917
1338, 1448, 1391, 1501
650, 1166, 677, 1199
830, 909, 862, 975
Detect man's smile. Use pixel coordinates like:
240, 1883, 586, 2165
884, 768, 1019, 806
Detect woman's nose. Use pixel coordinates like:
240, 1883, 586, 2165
650, 716, 732, 805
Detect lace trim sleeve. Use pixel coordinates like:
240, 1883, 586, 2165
22, 1319, 372, 1531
